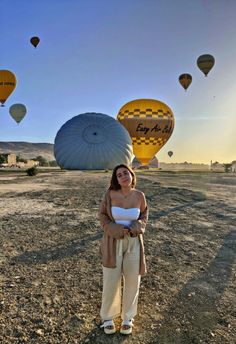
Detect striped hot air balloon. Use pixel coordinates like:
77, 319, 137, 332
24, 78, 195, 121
179, 73, 192, 90
197, 54, 215, 76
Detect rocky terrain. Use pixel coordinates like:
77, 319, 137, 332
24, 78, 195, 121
0, 170, 235, 343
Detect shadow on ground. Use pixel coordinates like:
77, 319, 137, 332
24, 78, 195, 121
11, 232, 102, 265
149, 230, 236, 344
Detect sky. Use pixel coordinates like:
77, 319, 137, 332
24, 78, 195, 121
0, 0, 236, 163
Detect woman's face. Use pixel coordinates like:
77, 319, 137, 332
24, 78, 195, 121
116, 167, 133, 187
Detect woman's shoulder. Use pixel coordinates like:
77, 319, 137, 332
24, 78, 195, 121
134, 189, 147, 211
133, 189, 146, 200
133, 188, 145, 196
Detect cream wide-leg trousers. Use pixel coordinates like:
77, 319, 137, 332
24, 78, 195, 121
100, 236, 141, 322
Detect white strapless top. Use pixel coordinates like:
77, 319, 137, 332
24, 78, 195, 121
111, 206, 140, 226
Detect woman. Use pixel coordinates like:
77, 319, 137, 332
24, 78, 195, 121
99, 164, 148, 335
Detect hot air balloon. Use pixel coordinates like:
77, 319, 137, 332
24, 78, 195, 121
9, 104, 27, 124
54, 113, 133, 170
179, 74, 192, 90
117, 99, 175, 165
30, 36, 40, 48
197, 54, 215, 76
0, 70, 17, 106
168, 151, 173, 158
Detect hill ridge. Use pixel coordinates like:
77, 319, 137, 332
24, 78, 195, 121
0, 141, 55, 161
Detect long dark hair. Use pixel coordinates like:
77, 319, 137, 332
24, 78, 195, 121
109, 164, 136, 190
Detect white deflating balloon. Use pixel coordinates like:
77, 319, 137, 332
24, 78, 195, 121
54, 113, 133, 170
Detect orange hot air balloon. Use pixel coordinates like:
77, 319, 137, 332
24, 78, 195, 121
0, 70, 17, 106
117, 99, 175, 165
179, 73, 192, 90
30, 36, 40, 48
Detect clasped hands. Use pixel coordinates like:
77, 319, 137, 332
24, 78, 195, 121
123, 226, 134, 237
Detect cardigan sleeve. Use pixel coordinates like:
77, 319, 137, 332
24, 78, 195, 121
129, 206, 148, 237
98, 192, 125, 239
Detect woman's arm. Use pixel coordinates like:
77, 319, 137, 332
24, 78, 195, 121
140, 191, 147, 213
129, 192, 148, 237
98, 193, 125, 239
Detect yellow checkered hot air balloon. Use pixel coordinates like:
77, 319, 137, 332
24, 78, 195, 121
117, 99, 175, 165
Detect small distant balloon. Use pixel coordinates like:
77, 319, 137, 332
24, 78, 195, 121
9, 103, 27, 124
30, 36, 40, 48
168, 151, 173, 158
179, 74, 192, 90
0, 70, 17, 106
197, 54, 215, 76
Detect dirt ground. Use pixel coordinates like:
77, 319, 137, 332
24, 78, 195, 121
0, 169, 235, 344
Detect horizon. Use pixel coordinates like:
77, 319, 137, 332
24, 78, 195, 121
0, 140, 234, 165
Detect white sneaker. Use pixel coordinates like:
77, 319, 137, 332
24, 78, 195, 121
120, 319, 134, 335
100, 320, 116, 334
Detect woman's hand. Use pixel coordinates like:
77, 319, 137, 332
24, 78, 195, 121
123, 226, 131, 236
123, 226, 134, 236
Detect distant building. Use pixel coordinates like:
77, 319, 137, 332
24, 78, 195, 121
159, 162, 209, 171
231, 161, 236, 173
210, 161, 225, 172
0, 153, 39, 168
25, 160, 39, 168
132, 156, 159, 169
17, 160, 39, 168
149, 156, 159, 168
0, 153, 17, 166
210, 160, 236, 173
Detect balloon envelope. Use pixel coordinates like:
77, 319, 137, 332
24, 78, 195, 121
0, 70, 17, 106
117, 99, 175, 165
197, 54, 215, 76
9, 103, 27, 123
168, 151, 173, 157
54, 113, 133, 170
30, 36, 40, 48
179, 74, 192, 90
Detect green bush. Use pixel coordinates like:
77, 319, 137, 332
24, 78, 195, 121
0, 155, 6, 164
26, 166, 38, 176
35, 156, 49, 166
49, 160, 58, 167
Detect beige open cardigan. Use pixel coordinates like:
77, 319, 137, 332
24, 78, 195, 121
98, 190, 148, 276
